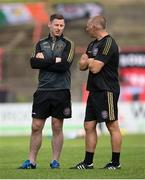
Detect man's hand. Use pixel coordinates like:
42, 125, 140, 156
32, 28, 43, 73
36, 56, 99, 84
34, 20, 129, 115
79, 54, 89, 70
88, 58, 104, 74
80, 54, 88, 62
55, 57, 62, 63
88, 58, 94, 65
36, 52, 44, 59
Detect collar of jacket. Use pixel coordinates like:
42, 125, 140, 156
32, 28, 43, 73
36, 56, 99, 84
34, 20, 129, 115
48, 34, 64, 42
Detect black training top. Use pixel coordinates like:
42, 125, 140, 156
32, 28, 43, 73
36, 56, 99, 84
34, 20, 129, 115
86, 35, 120, 93
30, 34, 75, 91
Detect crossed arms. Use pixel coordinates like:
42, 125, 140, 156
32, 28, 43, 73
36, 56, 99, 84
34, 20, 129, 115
79, 54, 104, 74
30, 42, 74, 73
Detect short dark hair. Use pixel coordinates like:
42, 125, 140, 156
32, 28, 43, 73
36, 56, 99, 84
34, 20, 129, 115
50, 13, 65, 22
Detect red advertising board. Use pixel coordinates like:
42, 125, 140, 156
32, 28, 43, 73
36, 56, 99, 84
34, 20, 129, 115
119, 48, 145, 101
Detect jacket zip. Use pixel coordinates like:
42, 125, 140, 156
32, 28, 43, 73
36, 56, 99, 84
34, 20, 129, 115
51, 40, 56, 50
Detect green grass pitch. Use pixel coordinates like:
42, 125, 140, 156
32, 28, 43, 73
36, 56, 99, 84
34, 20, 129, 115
0, 134, 145, 179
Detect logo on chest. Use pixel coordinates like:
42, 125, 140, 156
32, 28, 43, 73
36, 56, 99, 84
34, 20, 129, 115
42, 42, 51, 50
92, 48, 98, 56
55, 44, 64, 52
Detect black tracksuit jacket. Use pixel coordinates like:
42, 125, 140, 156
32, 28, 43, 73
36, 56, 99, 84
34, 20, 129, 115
30, 34, 75, 91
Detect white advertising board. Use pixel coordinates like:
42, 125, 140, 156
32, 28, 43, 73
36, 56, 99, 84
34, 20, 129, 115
0, 102, 145, 136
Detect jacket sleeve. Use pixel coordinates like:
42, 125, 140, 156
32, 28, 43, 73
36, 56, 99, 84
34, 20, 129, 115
30, 57, 55, 69
44, 40, 75, 73
30, 42, 55, 69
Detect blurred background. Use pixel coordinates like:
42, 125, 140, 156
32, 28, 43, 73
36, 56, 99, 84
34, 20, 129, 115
0, 0, 145, 136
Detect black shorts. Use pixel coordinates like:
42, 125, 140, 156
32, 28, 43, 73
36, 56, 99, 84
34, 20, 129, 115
85, 91, 119, 123
32, 90, 71, 119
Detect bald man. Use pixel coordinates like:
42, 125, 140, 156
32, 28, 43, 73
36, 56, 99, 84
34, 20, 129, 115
70, 16, 122, 170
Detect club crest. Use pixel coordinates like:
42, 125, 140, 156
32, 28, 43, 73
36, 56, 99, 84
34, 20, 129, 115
93, 48, 98, 56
